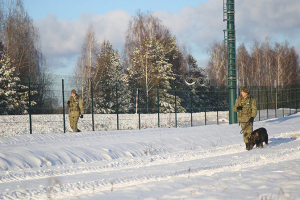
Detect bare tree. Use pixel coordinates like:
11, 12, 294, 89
274, 41, 299, 86
286, 46, 299, 85
124, 10, 171, 68
0, 0, 53, 114
250, 41, 264, 86
124, 10, 190, 113
236, 43, 251, 87
209, 39, 300, 88
262, 38, 276, 87
75, 25, 99, 111
1, 0, 42, 80
206, 41, 227, 87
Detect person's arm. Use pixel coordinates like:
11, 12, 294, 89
233, 97, 242, 112
66, 97, 72, 107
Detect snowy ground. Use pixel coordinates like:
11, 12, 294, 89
0, 112, 300, 199
0, 109, 295, 136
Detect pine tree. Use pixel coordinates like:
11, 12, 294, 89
0, 54, 36, 114
93, 41, 131, 114
129, 37, 185, 113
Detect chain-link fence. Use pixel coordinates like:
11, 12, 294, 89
1, 75, 300, 136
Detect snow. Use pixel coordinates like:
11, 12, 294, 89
0, 112, 300, 199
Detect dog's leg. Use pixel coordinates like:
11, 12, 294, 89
257, 142, 262, 148
265, 135, 269, 145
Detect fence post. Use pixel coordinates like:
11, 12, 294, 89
136, 88, 138, 114
296, 87, 298, 113
258, 87, 260, 121
138, 87, 141, 129
91, 81, 94, 131
205, 110, 207, 125
62, 79, 66, 133
282, 87, 284, 117
266, 87, 269, 119
175, 86, 177, 128
275, 81, 277, 118
289, 86, 291, 115
216, 89, 219, 125
28, 77, 32, 134
116, 83, 119, 130
157, 86, 160, 127
190, 88, 193, 127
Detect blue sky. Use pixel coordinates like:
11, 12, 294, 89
25, 0, 205, 20
21, 0, 300, 75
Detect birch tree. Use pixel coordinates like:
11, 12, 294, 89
208, 39, 300, 87
1, 0, 42, 80
75, 25, 99, 112
124, 11, 187, 113
124, 10, 171, 68
129, 37, 185, 113
93, 41, 130, 114
236, 43, 251, 87
1, 0, 51, 114
206, 42, 227, 87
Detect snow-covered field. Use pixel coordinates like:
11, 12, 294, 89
0, 111, 300, 199
0, 109, 295, 136
0, 112, 231, 136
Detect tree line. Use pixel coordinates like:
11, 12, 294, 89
0, 0, 54, 115
75, 11, 208, 114
207, 38, 300, 88
1, 1, 299, 115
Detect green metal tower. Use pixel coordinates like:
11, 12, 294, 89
223, 0, 237, 124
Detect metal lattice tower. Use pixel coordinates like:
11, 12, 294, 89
223, 0, 237, 124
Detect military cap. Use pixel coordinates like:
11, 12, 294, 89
241, 87, 249, 94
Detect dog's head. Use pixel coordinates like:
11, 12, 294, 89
248, 132, 259, 150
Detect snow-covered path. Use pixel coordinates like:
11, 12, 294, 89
0, 114, 300, 199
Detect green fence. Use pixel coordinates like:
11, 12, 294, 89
1, 75, 300, 136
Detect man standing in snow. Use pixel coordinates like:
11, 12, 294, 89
234, 87, 257, 150
66, 89, 84, 132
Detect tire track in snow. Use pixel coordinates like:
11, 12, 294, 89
1, 138, 299, 199
0, 138, 298, 183
0, 143, 244, 183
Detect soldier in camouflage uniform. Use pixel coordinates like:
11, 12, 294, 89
234, 87, 257, 150
66, 89, 84, 132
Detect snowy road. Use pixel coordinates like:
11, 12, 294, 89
0, 114, 300, 199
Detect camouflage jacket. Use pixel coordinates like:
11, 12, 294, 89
233, 94, 257, 123
67, 94, 84, 116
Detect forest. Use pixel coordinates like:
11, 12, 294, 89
1, 0, 299, 115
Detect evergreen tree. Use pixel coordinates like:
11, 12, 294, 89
93, 41, 131, 114
0, 54, 36, 114
129, 37, 185, 113
1, 0, 51, 114
181, 54, 211, 112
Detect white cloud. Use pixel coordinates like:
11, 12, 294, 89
34, 10, 131, 73
155, 0, 300, 64
155, 0, 224, 48
36, 10, 131, 56
33, 0, 300, 74
236, 0, 300, 44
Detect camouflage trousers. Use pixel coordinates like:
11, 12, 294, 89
69, 115, 79, 132
241, 122, 253, 143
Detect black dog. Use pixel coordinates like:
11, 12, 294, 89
249, 128, 269, 150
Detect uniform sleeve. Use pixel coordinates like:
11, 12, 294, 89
233, 97, 240, 112
79, 97, 84, 115
251, 98, 257, 118
66, 96, 72, 107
